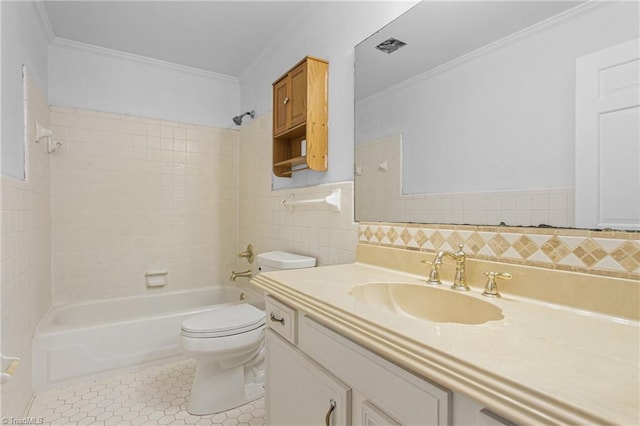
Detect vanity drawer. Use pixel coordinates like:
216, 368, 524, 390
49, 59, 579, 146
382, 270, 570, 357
265, 295, 297, 344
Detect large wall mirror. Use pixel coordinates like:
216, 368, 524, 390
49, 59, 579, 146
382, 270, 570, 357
354, 1, 639, 230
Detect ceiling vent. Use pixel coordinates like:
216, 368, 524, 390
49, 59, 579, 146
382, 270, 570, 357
375, 38, 407, 54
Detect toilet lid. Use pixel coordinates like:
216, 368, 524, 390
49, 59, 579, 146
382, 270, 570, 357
181, 304, 265, 337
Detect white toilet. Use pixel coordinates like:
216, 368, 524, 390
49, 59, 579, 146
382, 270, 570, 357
180, 251, 316, 415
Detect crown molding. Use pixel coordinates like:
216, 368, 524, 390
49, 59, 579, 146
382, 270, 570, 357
34, 1, 54, 41
51, 37, 239, 83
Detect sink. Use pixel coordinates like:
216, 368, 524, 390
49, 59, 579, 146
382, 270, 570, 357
350, 282, 503, 325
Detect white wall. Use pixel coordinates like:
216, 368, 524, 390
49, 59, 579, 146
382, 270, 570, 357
49, 39, 241, 129
1, 1, 50, 179
356, 2, 640, 195
238, 1, 417, 190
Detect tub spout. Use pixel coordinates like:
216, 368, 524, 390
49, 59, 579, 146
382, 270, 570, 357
230, 269, 252, 281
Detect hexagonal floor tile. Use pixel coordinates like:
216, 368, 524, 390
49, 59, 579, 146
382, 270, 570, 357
28, 360, 265, 426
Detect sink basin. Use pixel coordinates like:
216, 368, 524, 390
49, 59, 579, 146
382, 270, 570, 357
350, 282, 503, 325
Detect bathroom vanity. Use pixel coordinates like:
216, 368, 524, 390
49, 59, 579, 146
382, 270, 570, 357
251, 244, 639, 425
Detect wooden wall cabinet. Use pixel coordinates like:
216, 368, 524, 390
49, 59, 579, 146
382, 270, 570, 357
272, 56, 328, 177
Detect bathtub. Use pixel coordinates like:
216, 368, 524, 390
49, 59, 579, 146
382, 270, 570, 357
33, 286, 263, 393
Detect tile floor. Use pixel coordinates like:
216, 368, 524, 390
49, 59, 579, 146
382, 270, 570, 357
27, 360, 265, 425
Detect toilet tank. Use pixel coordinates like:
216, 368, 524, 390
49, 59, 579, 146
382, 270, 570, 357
257, 251, 316, 272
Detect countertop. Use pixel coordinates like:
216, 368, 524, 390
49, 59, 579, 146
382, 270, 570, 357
251, 262, 640, 425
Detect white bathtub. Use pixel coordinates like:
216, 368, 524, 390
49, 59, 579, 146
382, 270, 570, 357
33, 286, 263, 393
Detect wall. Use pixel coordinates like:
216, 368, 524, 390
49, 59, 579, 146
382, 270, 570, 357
49, 107, 239, 303
238, 1, 417, 190
239, 112, 357, 269
49, 39, 240, 129
1, 74, 52, 417
1, 1, 50, 179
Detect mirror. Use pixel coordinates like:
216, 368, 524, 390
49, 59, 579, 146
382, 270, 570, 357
354, 1, 639, 229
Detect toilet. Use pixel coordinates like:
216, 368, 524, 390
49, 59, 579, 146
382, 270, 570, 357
180, 251, 316, 415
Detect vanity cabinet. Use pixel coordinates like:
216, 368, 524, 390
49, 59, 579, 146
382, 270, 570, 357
264, 295, 450, 426
272, 56, 328, 177
266, 330, 350, 426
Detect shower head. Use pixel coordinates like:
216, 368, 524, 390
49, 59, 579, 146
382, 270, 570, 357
232, 110, 255, 125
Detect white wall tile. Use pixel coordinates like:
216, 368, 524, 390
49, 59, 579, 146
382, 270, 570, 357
1, 76, 52, 416
237, 112, 357, 269
49, 107, 239, 303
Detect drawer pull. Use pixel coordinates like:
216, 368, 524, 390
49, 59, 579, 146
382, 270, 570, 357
325, 399, 336, 426
270, 312, 285, 326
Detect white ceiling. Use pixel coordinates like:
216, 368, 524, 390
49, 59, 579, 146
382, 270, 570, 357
43, 1, 315, 77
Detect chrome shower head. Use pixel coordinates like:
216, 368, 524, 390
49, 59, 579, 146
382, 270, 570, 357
232, 110, 255, 125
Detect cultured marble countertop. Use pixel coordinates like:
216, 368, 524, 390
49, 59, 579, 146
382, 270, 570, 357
251, 262, 640, 425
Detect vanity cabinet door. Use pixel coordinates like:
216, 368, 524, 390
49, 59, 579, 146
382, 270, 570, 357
300, 316, 450, 426
266, 329, 351, 426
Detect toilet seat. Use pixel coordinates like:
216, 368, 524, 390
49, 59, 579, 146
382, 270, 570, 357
181, 304, 266, 338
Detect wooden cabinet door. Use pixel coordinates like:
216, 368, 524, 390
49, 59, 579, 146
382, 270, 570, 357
266, 329, 351, 426
289, 62, 307, 128
273, 77, 289, 136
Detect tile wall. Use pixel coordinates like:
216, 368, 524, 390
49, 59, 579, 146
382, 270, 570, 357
359, 222, 639, 280
49, 107, 240, 303
355, 135, 574, 227
1, 74, 52, 416
238, 112, 357, 268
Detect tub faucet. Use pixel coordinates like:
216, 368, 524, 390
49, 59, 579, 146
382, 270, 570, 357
230, 269, 252, 281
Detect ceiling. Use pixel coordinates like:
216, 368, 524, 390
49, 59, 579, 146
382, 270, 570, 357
43, 1, 315, 77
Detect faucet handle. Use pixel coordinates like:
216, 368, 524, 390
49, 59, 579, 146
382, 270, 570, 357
482, 271, 512, 298
452, 243, 466, 259
237, 244, 254, 264
420, 258, 442, 285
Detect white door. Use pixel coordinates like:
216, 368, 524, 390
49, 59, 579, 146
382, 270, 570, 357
575, 37, 640, 230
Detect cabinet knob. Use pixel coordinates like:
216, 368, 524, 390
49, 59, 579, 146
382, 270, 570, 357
283, 97, 289, 104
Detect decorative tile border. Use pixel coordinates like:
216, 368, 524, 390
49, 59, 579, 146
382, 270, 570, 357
358, 222, 640, 280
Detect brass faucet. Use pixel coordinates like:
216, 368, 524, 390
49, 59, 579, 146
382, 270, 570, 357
237, 244, 254, 264
420, 255, 443, 285
230, 269, 252, 281
482, 271, 512, 298
422, 244, 469, 291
